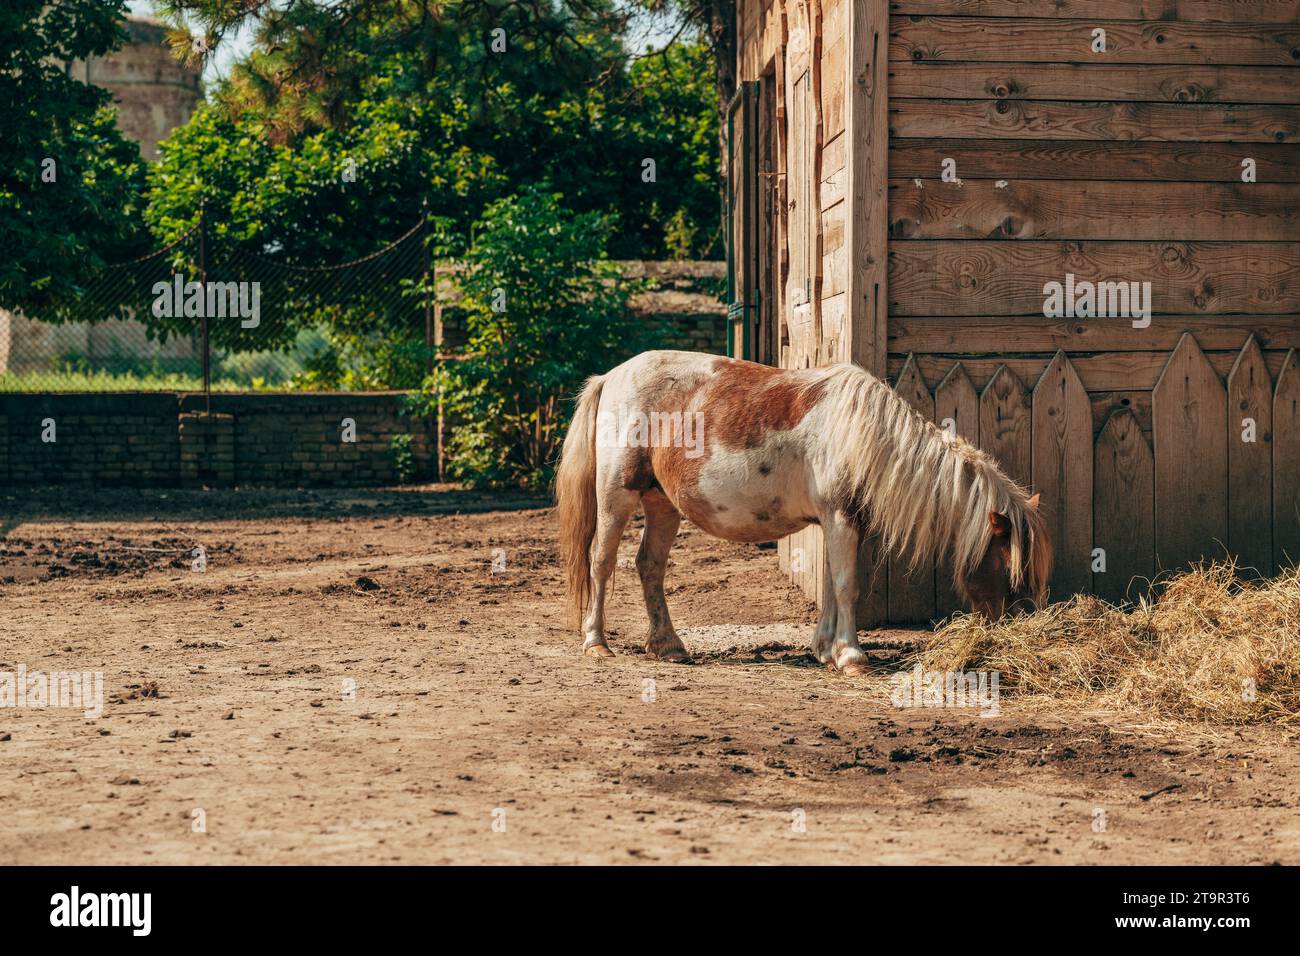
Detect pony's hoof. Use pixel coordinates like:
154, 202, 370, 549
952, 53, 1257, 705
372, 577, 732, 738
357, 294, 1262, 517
840, 659, 871, 677
648, 644, 692, 663
584, 644, 615, 658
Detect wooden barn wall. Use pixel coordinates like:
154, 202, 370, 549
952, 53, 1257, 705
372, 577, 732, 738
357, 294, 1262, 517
787, 0, 834, 601
885, 0, 1300, 620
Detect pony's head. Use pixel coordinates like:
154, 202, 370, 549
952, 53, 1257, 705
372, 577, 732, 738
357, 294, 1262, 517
962, 492, 1052, 620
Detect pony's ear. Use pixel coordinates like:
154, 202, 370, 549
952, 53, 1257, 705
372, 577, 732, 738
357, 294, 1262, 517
1026, 493, 1040, 513
988, 511, 1013, 537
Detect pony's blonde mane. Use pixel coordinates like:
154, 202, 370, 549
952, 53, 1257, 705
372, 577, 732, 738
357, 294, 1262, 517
811, 364, 1051, 604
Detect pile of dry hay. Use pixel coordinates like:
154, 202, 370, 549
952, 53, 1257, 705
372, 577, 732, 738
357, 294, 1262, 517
920, 563, 1300, 726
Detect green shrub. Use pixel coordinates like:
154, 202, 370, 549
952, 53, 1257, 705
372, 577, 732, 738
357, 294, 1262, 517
389, 433, 416, 484
414, 187, 652, 489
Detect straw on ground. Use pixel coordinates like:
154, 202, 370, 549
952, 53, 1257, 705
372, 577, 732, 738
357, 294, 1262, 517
919, 563, 1300, 726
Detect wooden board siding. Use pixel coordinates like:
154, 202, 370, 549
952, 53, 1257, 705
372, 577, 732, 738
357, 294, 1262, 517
890, 141, 1300, 182
890, 315, 1300, 355
888, 181, 1298, 241
890, 101, 1300, 142
1031, 352, 1093, 596
889, 1, 1299, 22
1153, 334, 1229, 570
888, 351, 1297, 398
1274, 350, 1300, 569
978, 364, 1032, 487
882, 0, 1300, 606
933, 363, 979, 616
1093, 408, 1156, 603
848, 0, 890, 376
848, 0, 891, 624
1226, 336, 1274, 575
888, 356, 937, 622
731, 0, 1300, 623
890, 18, 1300, 66
889, 63, 1300, 104
889, 241, 1300, 317
821, 0, 846, 141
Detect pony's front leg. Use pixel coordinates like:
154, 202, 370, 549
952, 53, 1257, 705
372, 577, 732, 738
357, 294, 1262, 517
811, 549, 837, 665
822, 512, 870, 676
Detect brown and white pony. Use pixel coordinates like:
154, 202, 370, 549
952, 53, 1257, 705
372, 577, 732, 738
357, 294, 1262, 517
556, 351, 1051, 675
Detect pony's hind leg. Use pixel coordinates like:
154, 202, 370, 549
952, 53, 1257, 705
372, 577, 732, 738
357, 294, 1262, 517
822, 511, 870, 676
811, 548, 837, 665
637, 490, 689, 663
582, 485, 639, 657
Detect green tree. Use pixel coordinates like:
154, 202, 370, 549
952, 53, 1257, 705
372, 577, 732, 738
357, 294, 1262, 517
625, 40, 723, 257
149, 0, 722, 260
426, 188, 652, 488
0, 1, 148, 316
139, 2, 723, 385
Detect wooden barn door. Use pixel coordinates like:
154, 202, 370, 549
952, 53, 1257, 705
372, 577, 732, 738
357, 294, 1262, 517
726, 81, 760, 360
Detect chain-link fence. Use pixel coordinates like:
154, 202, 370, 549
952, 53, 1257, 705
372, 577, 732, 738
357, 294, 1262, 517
0, 215, 432, 394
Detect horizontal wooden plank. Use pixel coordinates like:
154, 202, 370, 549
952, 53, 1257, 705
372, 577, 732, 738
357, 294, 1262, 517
891, 18, 1300, 66
891, 101, 1300, 142
890, 314, 1300, 353
889, 139, 1300, 181
889, 62, 1300, 103
890, 2, 1300, 22
888, 180, 1299, 240
887, 349, 1293, 391
889, 241, 1300, 315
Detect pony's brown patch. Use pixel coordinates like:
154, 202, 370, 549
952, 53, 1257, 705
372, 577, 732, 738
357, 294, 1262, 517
636, 360, 827, 534
703, 359, 825, 450
649, 362, 823, 519
651, 440, 704, 508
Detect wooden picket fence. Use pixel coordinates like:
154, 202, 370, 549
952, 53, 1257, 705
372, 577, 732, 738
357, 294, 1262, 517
885, 334, 1300, 622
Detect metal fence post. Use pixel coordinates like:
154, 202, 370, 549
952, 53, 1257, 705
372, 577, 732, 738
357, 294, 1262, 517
198, 202, 211, 415
422, 203, 433, 381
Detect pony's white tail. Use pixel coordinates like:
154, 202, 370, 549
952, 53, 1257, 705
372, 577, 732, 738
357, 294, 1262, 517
556, 375, 605, 626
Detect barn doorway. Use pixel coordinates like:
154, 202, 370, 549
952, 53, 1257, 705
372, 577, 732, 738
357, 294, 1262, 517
756, 68, 779, 367
725, 77, 779, 366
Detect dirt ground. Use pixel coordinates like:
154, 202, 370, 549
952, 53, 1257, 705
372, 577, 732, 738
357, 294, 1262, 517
1, 485, 1296, 865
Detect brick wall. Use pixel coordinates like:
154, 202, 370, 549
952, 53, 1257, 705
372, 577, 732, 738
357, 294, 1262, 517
623, 261, 728, 354
0, 261, 724, 489
0, 393, 180, 486
178, 393, 432, 487
0, 392, 431, 488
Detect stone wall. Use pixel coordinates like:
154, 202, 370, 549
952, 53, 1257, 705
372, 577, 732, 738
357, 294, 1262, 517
0, 392, 431, 488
